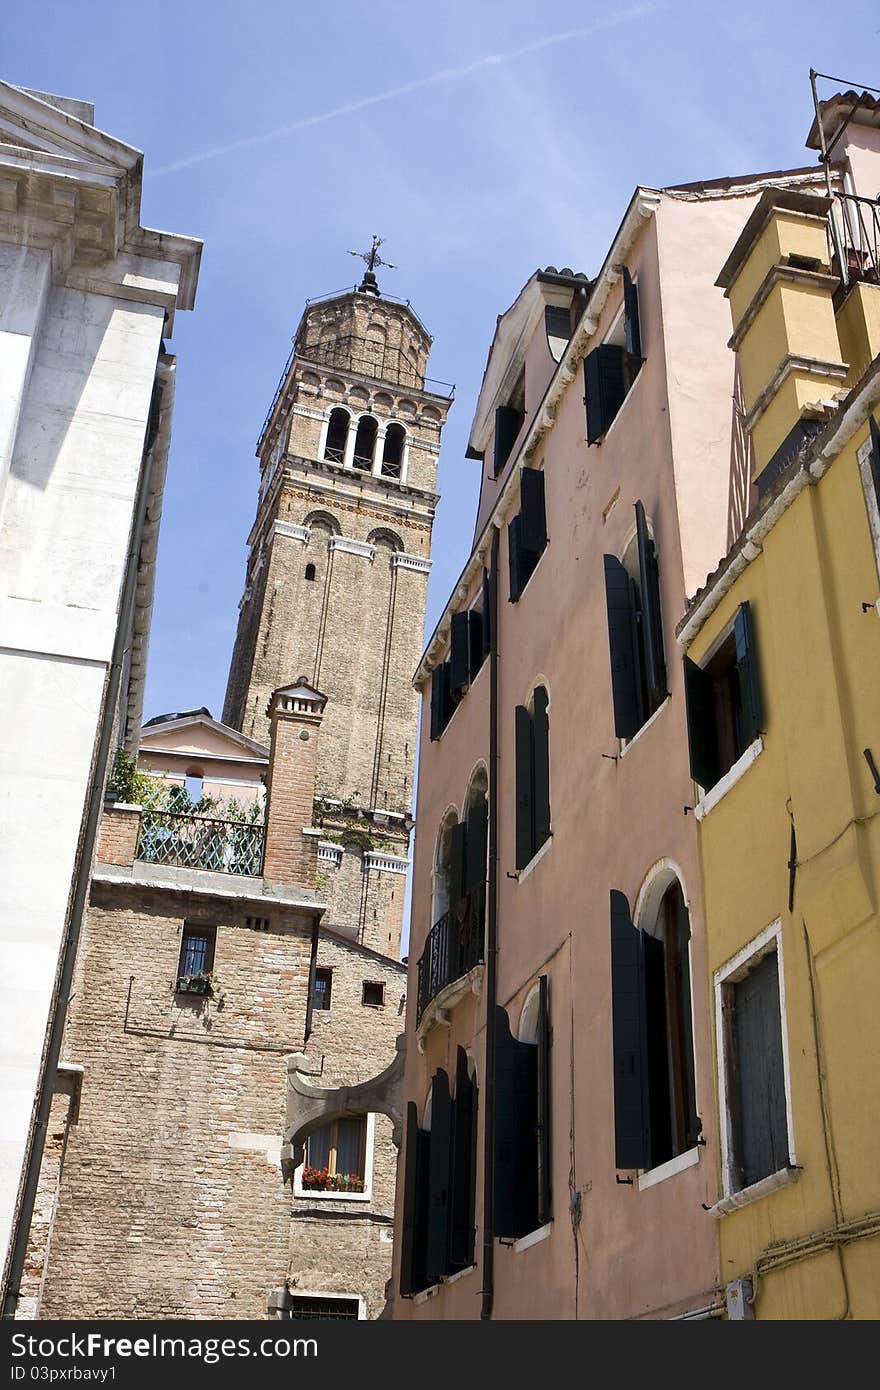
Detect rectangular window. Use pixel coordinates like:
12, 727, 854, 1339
583, 269, 643, 444
508, 467, 547, 603
313, 967, 332, 1011
514, 688, 550, 871
284, 1294, 362, 1319
684, 601, 763, 792
716, 926, 793, 1197
176, 925, 216, 992
362, 980, 385, 1007
304, 1116, 367, 1192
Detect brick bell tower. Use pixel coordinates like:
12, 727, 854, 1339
223, 242, 452, 957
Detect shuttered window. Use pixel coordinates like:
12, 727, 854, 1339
426, 1069, 453, 1283
610, 886, 700, 1172
725, 947, 790, 1191
602, 503, 667, 740
402, 1061, 479, 1291
583, 272, 643, 444
494, 981, 551, 1239
683, 601, 764, 791
429, 659, 460, 741
450, 607, 486, 694
399, 1102, 430, 1297
449, 1047, 478, 1270
514, 688, 551, 871
508, 468, 547, 602
494, 403, 523, 476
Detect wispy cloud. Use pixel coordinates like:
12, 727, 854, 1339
150, 4, 662, 176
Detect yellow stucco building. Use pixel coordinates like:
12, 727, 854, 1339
677, 170, 880, 1317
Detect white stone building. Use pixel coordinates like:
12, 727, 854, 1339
0, 82, 201, 1298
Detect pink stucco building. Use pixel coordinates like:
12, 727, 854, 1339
393, 134, 859, 1319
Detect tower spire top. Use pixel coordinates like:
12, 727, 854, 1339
349, 235, 396, 296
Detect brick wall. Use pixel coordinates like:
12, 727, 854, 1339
95, 802, 141, 867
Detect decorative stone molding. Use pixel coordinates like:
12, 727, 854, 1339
416, 965, 484, 1052
391, 553, 431, 573
329, 535, 375, 559
291, 405, 326, 421
317, 841, 343, 866
282, 1034, 406, 1178
270, 520, 310, 543
364, 851, 409, 875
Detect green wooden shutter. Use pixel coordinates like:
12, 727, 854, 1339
429, 665, 443, 741
514, 704, 534, 870
610, 890, 650, 1170
532, 687, 551, 851
493, 1006, 539, 1239
603, 555, 642, 739
683, 655, 720, 789
635, 500, 667, 707
449, 1047, 476, 1270
450, 611, 471, 692
399, 1101, 428, 1296
481, 568, 491, 658
426, 1069, 453, 1281
731, 951, 788, 1187
465, 798, 488, 893
449, 820, 467, 905
734, 601, 763, 747
520, 467, 547, 555
622, 266, 643, 362
536, 975, 551, 1226
494, 404, 522, 476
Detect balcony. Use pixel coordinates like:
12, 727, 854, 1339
831, 192, 880, 287
136, 810, 265, 877
416, 885, 485, 1028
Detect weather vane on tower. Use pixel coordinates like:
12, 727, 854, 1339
350, 235, 396, 295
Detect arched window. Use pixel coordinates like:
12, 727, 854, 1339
304, 563, 316, 581
352, 416, 378, 471
381, 423, 406, 479
432, 810, 459, 923
514, 685, 550, 870
324, 407, 349, 464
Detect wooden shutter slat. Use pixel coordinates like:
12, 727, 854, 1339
426, 1069, 453, 1281
532, 687, 551, 851
450, 611, 471, 692
610, 890, 650, 1170
734, 601, 763, 746
536, 975, 551, 1226
635, 501, 667, 706
520, 467, 547, 555
622, 266, 643, 362
683, 654, 720, 790
603, 554, 642, 739
514, 704, 534, 870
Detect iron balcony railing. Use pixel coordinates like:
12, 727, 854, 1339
831, 192, 880, 288
136, 811, 265, 877
416, 885, 486, 1025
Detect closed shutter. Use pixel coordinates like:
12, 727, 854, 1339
683, 655, 719, 790
467, 609, 484, 680
635, 501, 667, 706
536, 975, 551, 1226
520, 467, 547, 555
399, 1101, 428, 1296
429, 665, 444, 741
583, 344, 627, 444
508, 514, 525, 603
514, 704, 534, 870
731, 951, 788, 1188
448, 820, 467, 905
450, 611, 471, 692
610, 890, 650, 1170
733, 601, 763, 747
622, 266, 643, 362
449, 1047, 476, 1270
426, 1069, 453, 1281
465, 798, 488, 893
532, 687, 551, 851
493, 1006, 539, 1239
675, 907, 701, 1148
481, 568, 492, 658
494, 404, 522, 476
642, 932, 672, 1170
603, 555, 642, 739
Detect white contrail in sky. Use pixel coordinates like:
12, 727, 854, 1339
150, 5, 660, 176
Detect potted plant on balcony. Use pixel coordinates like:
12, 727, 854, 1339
301, 1165, 330, 1191
175, 970, 215, 996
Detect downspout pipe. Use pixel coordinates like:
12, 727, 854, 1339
480, 526, 500, 1320
1, 363, 167, 1319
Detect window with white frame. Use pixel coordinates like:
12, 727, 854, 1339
296, 1113, 375, 1200
715, 922, 795, 1199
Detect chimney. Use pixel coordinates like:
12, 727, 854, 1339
716, 190, 847, 492
263, 680, 327, 889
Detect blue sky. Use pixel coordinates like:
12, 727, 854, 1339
3, 1, 879, 724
